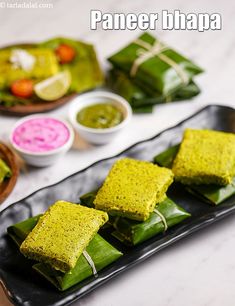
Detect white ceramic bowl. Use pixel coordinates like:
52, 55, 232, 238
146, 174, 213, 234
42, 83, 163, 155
10, 115, 74, 167
68, 91, 132, 145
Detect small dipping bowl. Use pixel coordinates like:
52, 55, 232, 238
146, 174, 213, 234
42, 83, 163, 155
10, 115, 74, 167
69, 91, 132, 145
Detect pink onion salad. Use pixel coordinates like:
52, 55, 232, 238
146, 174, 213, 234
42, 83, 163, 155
12, 118, 70, 153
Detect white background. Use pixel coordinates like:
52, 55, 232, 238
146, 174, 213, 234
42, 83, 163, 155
0, 0, 235, 305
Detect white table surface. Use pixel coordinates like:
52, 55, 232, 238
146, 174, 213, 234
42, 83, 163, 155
0, 0, 235, 305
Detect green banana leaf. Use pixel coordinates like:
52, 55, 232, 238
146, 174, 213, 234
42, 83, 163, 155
132, 105, 153, 113
0, 158, 12, 184
80, 191, 190, 246
40, 37, 104, 93
107, 69, 200, 113
7, 215, 41, 246
108, 32, 203, 96
7, 215, 122, 291
134, 76, 201, 103
154, 144, 180, 168
0, 37, 104, 107
107, 69, 160, 113
0, 90, 37, 107
111, 197, 190, 245
0, 91, 27, 107
80, 190, 98, 208
154, 145, 235, 205
172, 82, 201, 100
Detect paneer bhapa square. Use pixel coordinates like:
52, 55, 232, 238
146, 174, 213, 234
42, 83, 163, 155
172, 129, 235, 186
94, 158, 174, 221
20, 201, 108, 273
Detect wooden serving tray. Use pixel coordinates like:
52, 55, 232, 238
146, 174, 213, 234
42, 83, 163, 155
0, 93, 77, 116
0, 143, 19, 203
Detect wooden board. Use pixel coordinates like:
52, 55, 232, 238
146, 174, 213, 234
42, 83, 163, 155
0, 93, 77, 116
0, 143, 19, 204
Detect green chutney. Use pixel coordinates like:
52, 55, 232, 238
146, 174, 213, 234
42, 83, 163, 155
77, 103, 123, 129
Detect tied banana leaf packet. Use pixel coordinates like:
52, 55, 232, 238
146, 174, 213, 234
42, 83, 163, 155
154, 145, 235, 205
108, 32, 203, 96
108, 69, 201, 113
40, 37, 104, 93
7, 215, 122, 291
80, 191, 191, 246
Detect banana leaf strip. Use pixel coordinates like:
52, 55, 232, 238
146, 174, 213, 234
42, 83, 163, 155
108, 32, 203, 96
80, 191, 190, 246
7, 215, 122, 291
154, 145, 235, 205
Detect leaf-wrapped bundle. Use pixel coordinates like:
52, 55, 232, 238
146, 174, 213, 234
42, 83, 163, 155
80, 191, 190, 246
154, 144, 235, 205
108, 69, 201, 113
8, 212, 122, 291
108, 32, 203, 96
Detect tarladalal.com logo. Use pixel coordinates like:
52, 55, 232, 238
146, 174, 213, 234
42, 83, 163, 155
0, 1, 53, 9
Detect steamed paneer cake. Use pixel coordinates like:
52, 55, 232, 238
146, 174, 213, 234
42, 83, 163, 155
172, 129, 235, 186
20, 201, 108, 273
0, 48, 59, 90
94, 158, 174, 221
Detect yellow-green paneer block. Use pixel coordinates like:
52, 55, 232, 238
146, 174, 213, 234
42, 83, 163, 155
172, 129, 235, 186
0, 48, 59, 89
20, 201, 108, 273
94, 158, 174, 221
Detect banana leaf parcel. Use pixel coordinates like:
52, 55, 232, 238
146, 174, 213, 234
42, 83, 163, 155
8, 211, 122, 291
108, 69, 201, 113
154, 143, 235, 205
20, 201, 108, 272
108, 32, 203, 96
80, 191, 190, 246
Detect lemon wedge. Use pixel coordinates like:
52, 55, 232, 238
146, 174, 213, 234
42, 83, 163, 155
34, 71, 71, 101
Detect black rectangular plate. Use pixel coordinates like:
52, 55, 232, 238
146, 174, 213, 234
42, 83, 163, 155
0, 105, 235, 306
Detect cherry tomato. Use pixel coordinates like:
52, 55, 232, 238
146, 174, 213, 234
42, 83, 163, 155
55, 44, 76, 64
10, 79, 34, 98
